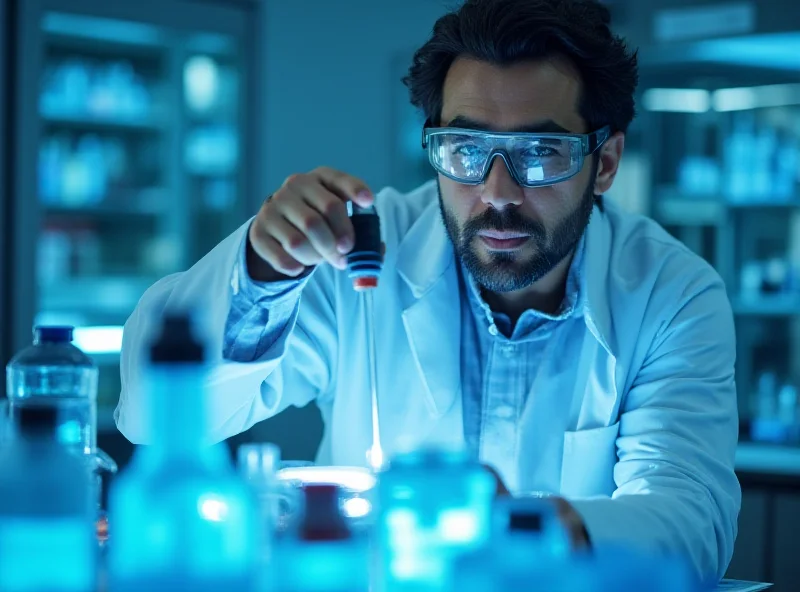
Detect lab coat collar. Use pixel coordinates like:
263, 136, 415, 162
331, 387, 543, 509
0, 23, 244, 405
395, 185, 461, 420
395, 193, 455, 299
581, 199, 616, 356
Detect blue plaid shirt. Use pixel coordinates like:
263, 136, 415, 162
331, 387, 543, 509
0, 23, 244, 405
458, 235, 585, 469
223, 232, 586, 468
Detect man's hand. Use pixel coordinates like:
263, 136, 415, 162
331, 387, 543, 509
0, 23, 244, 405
551, 496, 591, 550
248, 167, 374, 282
483, 464, 590, 550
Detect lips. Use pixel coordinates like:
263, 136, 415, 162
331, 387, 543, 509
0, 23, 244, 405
478, 230, 530, 240
477, 231, 530, 250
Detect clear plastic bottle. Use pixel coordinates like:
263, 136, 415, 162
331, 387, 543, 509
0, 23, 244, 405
376, 448, 495, 592
7, 326, 98, 457
238, 443, 281, 563
274, 484, 370, 592
108, 311, 258, 591
0, 404, 96, 592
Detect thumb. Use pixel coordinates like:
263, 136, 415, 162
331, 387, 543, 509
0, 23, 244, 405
482, 463, 510, 496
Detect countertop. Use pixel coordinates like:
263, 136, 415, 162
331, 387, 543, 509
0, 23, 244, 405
735, 442, 800, 476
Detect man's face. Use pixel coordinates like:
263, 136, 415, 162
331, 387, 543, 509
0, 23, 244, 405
437, 57, 597, 293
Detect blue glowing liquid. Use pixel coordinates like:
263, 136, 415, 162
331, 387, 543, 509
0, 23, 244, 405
0, 431, 95, 591
108, 366, 258, 590
377, 449, 495, 592
274, 537, 370, 592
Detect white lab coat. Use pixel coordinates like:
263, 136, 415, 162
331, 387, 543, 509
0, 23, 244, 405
116, 181, 740, 581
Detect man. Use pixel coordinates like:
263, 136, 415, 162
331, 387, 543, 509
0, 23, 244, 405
116, 0, 740, 582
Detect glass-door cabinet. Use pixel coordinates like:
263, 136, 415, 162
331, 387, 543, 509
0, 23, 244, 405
638, 50, 800, 448
8, 0, 261, 429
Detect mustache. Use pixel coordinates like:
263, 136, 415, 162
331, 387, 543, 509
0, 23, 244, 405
462, 207, 545, 240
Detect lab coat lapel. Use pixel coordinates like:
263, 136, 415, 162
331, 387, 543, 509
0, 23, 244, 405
583, 201, 616, 357
396, 197, 462, 425
573, 201, 620, 430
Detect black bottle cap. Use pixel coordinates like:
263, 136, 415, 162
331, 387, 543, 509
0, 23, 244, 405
149, 312, 204, 364
33, 326, 74, 344
509, 511, 543, 533
299, 484, 351, 541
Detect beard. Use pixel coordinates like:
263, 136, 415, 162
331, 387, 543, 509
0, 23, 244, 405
438, 171, 596, 293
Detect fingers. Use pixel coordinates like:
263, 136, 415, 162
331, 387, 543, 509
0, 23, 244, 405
552, 497, 591, 551
482, 463, 511, 496
248, 167, 375, 280
313, 166, 374, 208
288, 175, 355, 256
279, 196, 346, 270
248, 222, 305, 277
266, 216, 322, 268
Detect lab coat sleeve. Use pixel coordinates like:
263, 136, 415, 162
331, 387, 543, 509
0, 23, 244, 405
114, 219, 338, 445
569, 275, 741, 584
223, 225, 313, 363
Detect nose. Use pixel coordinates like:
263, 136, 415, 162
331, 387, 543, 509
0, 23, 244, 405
481, 154, 524, 210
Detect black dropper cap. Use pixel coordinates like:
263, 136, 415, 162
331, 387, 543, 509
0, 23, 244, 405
149, 312, 204, 364
346, 204, 383, 290
16, 403, 58, 436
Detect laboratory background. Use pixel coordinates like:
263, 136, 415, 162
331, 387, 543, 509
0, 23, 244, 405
0, 0, 799, 588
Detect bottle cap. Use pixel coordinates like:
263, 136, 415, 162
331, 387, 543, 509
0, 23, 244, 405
149, 312, 204, 363
299, 484, 351, 541
509, 512, 543, 533
33, 326, 74, 344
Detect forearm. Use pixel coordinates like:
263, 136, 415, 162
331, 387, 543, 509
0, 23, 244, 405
571, 481, 736, 584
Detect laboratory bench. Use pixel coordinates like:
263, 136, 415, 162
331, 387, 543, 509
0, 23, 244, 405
735, 442, 800, 477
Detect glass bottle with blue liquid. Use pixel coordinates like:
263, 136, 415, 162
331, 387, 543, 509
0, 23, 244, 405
0, 403, 96, 592
273, 483, 370, 592
6, 325, 118, 517
107, 311, 258, 591
7, 326, 98, 456
376, 448, 496, 592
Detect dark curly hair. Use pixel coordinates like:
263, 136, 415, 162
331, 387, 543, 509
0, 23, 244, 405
403, 0, 639, 135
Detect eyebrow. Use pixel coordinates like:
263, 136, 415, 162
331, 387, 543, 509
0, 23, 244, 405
445, 115, 573, 134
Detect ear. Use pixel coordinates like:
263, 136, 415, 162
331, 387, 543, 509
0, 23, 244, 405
593, 131, 625, 194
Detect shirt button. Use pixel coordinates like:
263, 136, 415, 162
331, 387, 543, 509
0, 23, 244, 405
494, 405, 515, 419
488, 325, 499, 336
502, 345, 517, 358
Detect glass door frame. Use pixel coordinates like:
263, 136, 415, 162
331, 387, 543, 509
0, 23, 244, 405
0, 0, 11, 377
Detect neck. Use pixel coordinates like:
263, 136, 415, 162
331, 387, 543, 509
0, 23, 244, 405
481, 248, 576, 328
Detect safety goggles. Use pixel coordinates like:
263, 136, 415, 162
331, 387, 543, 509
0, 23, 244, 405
422, 123, 610, 188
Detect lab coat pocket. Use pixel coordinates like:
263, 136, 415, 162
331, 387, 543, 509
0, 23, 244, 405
560, 421, 620, 498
